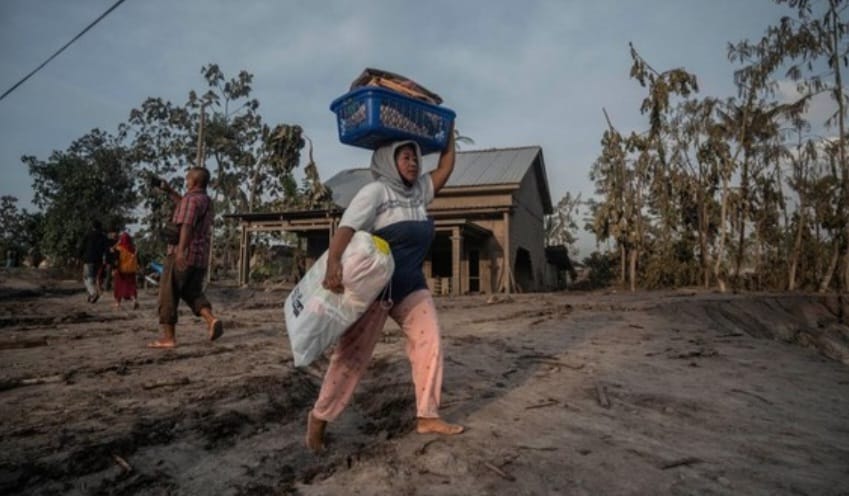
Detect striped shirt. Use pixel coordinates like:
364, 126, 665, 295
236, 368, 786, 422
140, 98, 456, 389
169, 190, 213, 268
339, 174, 435, 302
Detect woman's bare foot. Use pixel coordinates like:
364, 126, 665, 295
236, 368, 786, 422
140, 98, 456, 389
305, 411, 327, 453
416, 417, 464, 435
208, 319, 223, 341
148, 339, 176, 349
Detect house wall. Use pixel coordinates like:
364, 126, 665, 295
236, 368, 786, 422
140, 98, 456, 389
428, 187, 514, 295
424, 216, 506, 295
510, 162, 548, 292
426, 163, 549, 294
430, 191, 514, 211
433, 217, 506, 294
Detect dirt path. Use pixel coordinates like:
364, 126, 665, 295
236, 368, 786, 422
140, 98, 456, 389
1, 271, 848, 495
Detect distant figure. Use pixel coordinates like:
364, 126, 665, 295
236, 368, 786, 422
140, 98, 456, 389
112, 232, 139, 309
98, 230, 119, 293
5, 248, 17, 268
79, 220, 108, 303
148, 167, 223, 348
25, 247, 41, 268
305, 129, 463, 454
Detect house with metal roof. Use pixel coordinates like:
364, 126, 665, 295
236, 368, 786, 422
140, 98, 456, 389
230, 146, 558, 295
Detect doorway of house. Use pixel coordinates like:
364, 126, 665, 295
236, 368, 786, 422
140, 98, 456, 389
430, 233, 452, 295
469, 249, 480, 293
514, 247, 533, 292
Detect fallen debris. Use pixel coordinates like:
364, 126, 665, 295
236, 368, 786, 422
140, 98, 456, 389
0, 373, 66, 392
669, 348, 718, 359
112, 454, 132, 473
142, 377, 190, 390
516, 445, 558, 451
525, 399, 559, 410
730, 388, 773, 405
20, 374, 64, 386
483, 461, 515, 482
660, 457, 703, 470
595, 382, 611, 409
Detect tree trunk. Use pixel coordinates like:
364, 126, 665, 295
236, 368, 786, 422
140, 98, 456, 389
830, 0, 849, 295
819, 240, 840, 293
727, 91, 755, 292
698, 187, 710, 288
843, 235, 849, 293
248, 164, 262, 213
699, 215, 710, 288
714, 173, 730, 293
788, 206, 805, 291
787, 147, 805, 292
815, 223, 824, 283
734, 153, 750, 287
631, 173, 644, 293
620, 243, 627, 285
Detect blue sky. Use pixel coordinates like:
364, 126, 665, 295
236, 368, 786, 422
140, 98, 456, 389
0, 0, 814, 252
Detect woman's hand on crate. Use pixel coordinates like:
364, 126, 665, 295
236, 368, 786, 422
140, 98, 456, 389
430, 121, 456, 195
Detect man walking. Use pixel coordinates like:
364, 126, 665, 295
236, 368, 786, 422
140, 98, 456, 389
149, 167, 223, 348
79, 220, 107, 303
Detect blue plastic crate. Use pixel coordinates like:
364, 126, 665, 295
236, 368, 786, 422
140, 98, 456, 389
330, 87, 455, 155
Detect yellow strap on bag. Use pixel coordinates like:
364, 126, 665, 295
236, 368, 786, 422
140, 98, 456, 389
371, 235, 390, 255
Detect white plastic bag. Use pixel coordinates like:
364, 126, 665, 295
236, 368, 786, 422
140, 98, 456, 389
284, 231, 394, 367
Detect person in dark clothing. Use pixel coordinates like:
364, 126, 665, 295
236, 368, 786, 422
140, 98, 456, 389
5, 248, 17, 268
98, 230, 119, 292
79, 220, 108, 303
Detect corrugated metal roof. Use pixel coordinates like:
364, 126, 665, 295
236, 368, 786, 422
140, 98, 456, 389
325, 146, 545, 208
435, 146, 542, 187
325, 168, 372, 208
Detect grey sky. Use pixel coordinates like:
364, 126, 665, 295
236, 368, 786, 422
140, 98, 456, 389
0, 0, 812, 253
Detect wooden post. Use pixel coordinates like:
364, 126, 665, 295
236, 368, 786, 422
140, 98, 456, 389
239, 223, 250, 286
501, 211, 512, 294
451, 227, 462, 296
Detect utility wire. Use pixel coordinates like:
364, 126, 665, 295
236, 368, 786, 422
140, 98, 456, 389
0, 0, 128, 102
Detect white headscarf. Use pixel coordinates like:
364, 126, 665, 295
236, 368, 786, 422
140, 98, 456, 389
370, 140, 423, 198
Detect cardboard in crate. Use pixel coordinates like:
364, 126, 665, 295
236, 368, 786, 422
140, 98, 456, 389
330, 87, 455, 155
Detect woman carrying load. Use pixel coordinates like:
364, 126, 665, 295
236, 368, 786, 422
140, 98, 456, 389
306, 126, 463, 453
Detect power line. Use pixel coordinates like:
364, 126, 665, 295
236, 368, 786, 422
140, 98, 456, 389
0, 0, 128, 103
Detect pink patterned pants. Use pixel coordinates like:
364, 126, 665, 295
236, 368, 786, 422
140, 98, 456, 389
311, 289, 444, 421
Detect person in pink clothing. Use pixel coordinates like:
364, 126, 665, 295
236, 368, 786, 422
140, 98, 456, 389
306, 127, 463, 453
